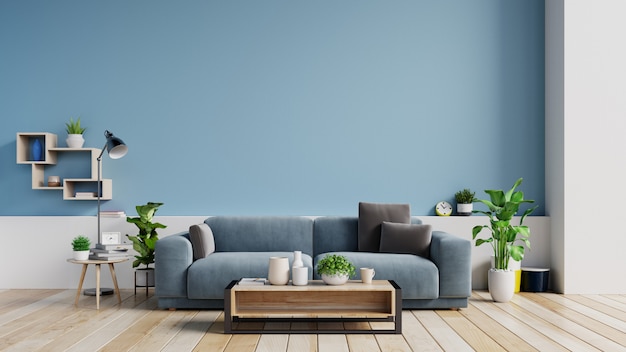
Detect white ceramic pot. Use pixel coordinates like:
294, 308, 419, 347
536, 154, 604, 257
66, 134, 85, 148
321, 273, 349, 285
488, 269, 516, 302
73, 250, 89, 261
456, 203, 473, 216
292, 266, 308, 286
268, 257, 289, 285
135, 268, 155, 287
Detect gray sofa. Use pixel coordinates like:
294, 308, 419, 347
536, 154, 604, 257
155, 216, 471, 310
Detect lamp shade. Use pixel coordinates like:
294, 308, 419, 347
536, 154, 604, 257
104, 130, 128, 159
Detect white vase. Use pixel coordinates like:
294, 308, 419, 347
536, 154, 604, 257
135, 268, 155, 287
292, 250, 303, 269
321, 273, 349, 285
268, 257, 289, 285
488, 269, 516, 302
456, 203, 473, 216
73, 250, 89, 261
66, 134, 85, 148
292, 266, 308, 286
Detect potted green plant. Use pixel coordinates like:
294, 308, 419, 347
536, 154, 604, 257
71, 235, 91, 260
472, 178, 538, 302
65, 117, 86, 148
454, 188, 475, 216
316, 254, 356, 285
126, 202, 166, 288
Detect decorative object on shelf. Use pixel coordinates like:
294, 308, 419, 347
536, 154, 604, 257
454, 188, 475, 216
71, 235, 91, 260
316, 254, 355, 285
435, 201, 453, 216
47, 175, 61, 187
292, 250, 303, 269
31, 138, 43, 161
101, 231, 121, 245
268, 256, 290, 285
126, 202, 165, 268
360, 267, 375, 284
472, 178, 538, 302
65, 117, 86, 148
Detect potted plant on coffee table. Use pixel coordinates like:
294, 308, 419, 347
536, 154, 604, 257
316, 254, 356, 285
455, 188, 475, 216
72, 235, 91, 260
126, 202, 166, 289
472, 178, 537, 302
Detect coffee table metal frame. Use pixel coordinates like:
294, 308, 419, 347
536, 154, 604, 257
224, 279, 401, 334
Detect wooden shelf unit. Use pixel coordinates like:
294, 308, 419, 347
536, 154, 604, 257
16, 132, 113, 200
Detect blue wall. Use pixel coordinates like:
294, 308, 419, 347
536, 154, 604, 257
0, 1, 545, 216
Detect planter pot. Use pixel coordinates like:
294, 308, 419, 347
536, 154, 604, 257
488, 269, 516, 302
66, 134, 85, 148
456, 203, 473, 216
73, 250, 90, 261
321, 273, 349, 285
135, 268, 155, 287
268, 257, 289, 285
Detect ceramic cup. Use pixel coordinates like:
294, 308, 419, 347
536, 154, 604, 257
292, 266, 308, 286
360, 267, 375, 284
47, 175, 61, 187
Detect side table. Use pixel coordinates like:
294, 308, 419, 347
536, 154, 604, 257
67, 257, 128, 309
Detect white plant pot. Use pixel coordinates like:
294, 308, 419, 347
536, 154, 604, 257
66, 134, 85, 148
321, 273, 349, 285
456, 203, 473, 216
135, 268, 155, 287
488, 269, 516, 302
73, 250, 90, 261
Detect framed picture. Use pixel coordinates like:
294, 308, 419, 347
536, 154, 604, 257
101, 231, 121, 245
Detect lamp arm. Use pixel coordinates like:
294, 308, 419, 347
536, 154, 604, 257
97, 143, 106, 245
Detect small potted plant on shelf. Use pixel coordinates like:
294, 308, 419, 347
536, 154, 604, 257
455, 188, 475, 216
65, 116, 86, 148
71, 235, 91, 260
472, 178, 538, 302
126, 202, 166, 288
316, 254, 356, 285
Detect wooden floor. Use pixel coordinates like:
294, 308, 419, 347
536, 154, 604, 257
0, 289, 624, 351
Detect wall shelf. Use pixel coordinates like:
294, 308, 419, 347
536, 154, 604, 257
16, 132, 113, 200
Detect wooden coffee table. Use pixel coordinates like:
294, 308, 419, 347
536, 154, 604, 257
224, 279, 401, 334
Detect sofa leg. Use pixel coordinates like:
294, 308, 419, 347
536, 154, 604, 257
450, 307, 460, 311
169, 308, 177, 311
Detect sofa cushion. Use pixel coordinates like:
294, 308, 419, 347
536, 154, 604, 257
189, 223, 215, 260
187, 251, 314, 299
380, 222, 432, 258
357, 202, 411, 252
313, 251, 439, 299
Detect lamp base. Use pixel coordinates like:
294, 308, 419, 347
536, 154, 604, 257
83, 288, 114, 296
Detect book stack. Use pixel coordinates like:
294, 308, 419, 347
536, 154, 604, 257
99, 210, 126, 218
75, 192, 97, 199
89, 243, 132, 260
238, 278, 268, 285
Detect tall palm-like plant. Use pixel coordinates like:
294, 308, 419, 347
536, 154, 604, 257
126, 202, 166, 268
472, 178, 538, 270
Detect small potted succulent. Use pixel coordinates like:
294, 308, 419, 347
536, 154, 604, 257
65, 116, 86, 148
71, 235, 91, 260
316, 254, 356, 285
455, 188, 475, 216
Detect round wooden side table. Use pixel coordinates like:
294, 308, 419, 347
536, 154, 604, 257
67, 257, 128, 309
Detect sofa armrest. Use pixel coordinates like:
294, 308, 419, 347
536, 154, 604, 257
430, 231, 471, 298
155, 232, 193, 298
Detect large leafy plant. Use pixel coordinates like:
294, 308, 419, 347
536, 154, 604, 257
472, 178, 538, 270
126, 202, 166, 268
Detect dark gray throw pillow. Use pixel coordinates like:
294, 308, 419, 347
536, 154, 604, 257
379, 221, 432, 258
189, 223, 215, 260
358, 202, 411, 252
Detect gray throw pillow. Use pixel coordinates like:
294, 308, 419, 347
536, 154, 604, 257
379, 222, 432, 258
358, 202, 411, 252
189, 223, 215, 260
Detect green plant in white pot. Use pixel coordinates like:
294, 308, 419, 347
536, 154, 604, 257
454, 188, 475, 216
71, 235, 91, 261
126, 202, 166, 289
65, 117, 86, 148
316, 254, 356, 285
472, 178, 537, 302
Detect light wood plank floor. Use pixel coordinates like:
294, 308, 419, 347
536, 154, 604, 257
0, 289, 624, 351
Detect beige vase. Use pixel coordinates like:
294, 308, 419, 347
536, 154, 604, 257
488, 269, 516, 302
268, 257, 289, 285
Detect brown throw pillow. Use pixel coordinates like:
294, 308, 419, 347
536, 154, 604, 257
379, 222, 432, 258
358, 202, 411, 252
189, 223, 215, 260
